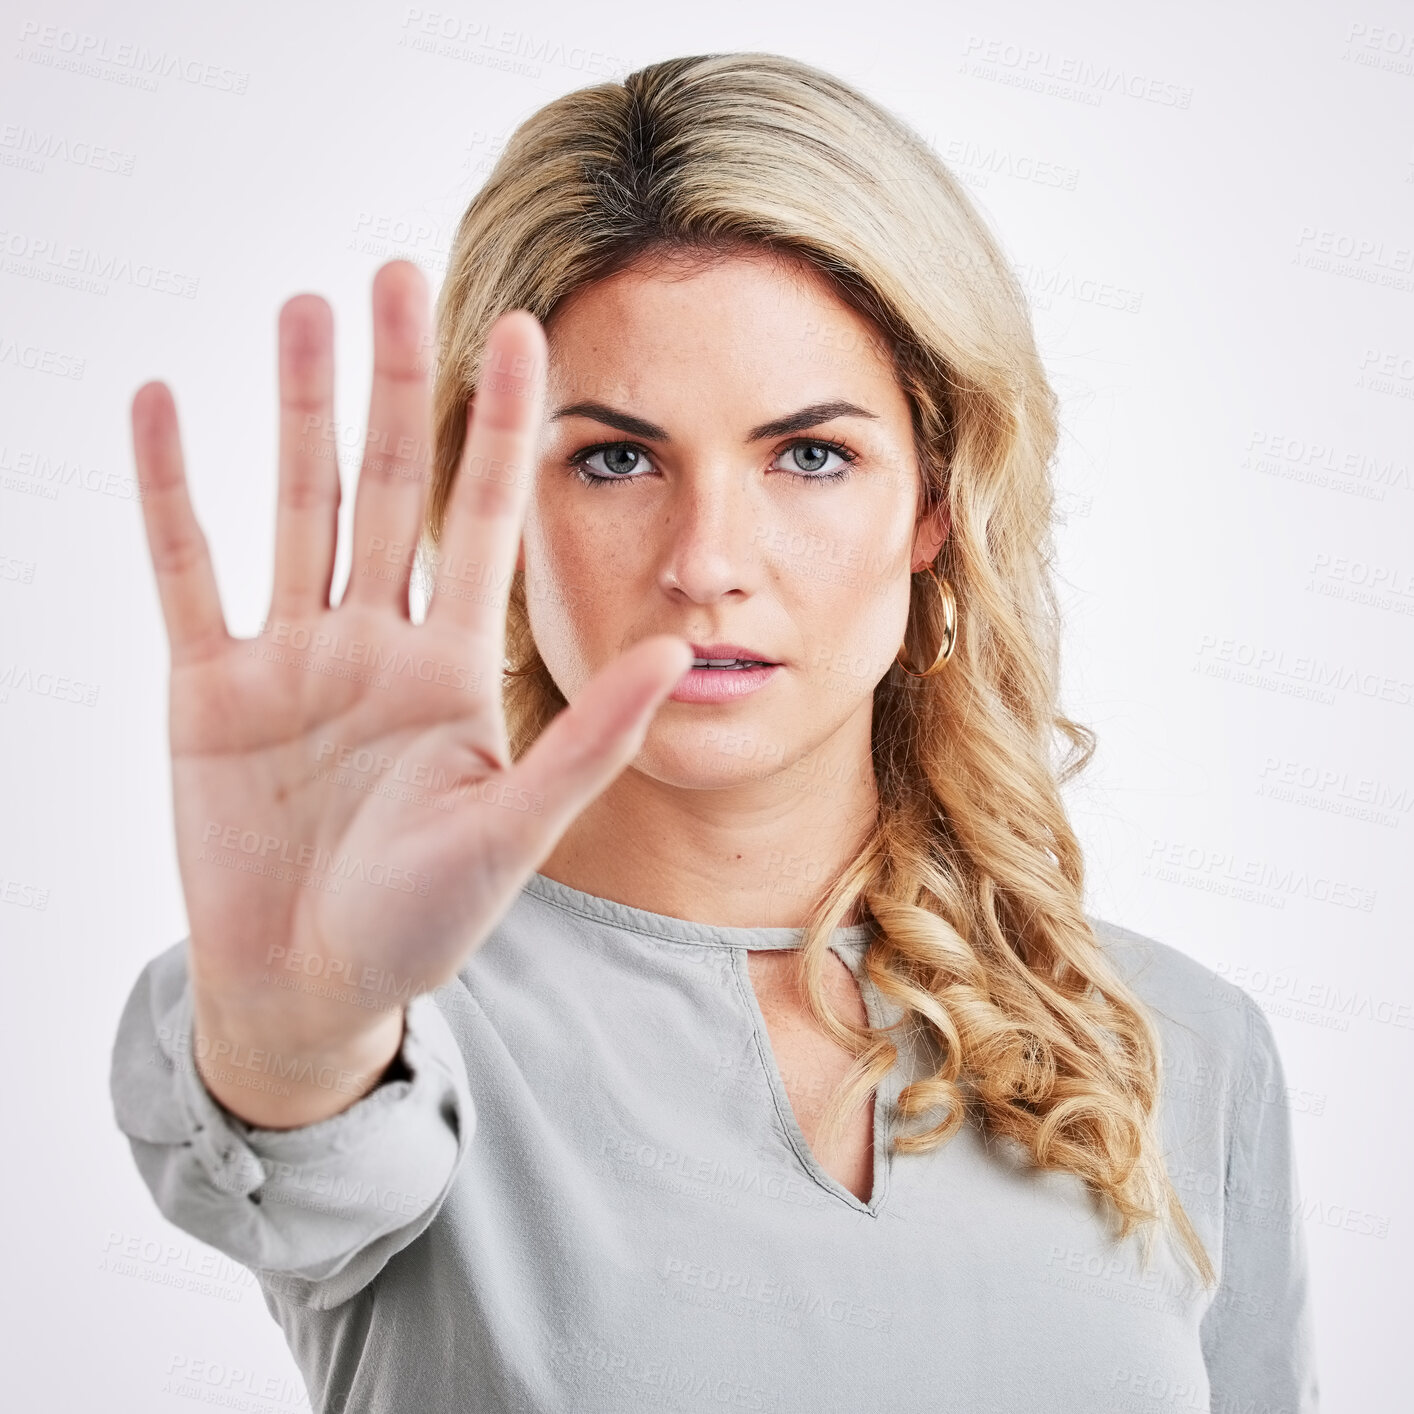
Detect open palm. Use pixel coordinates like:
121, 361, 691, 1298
132, 261, 690, 1121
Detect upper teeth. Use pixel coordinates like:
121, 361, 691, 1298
694, 658, 762, 667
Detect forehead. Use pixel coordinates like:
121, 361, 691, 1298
543, 249, 905, 411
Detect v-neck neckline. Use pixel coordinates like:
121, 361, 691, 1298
521, 869, 898, 1214
732, 940, 899, 1217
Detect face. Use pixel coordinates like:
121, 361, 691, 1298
518, 249, 948, 790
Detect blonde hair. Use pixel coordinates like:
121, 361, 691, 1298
418, 51, 1213, 1284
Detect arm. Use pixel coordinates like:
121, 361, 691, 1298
1199, 994, 1320, 1412
110, 940, 475, 1312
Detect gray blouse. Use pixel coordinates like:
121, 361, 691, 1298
109, 871, 1318, 1412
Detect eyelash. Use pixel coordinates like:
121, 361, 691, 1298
566, 437, 859, 489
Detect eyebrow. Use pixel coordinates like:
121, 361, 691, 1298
549, 398, 879, 443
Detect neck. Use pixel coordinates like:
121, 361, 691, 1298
537, 721, 879, 931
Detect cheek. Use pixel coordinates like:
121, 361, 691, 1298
780, 497, 910, 673
522, 505, 639, 667
778, 545, 912, 700
813, 583, 908, 690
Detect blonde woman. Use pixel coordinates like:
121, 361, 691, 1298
111, 52, 1317, 1413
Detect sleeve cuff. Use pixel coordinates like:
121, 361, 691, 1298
110, 940, 476, 1282
167, 981, 461, 1198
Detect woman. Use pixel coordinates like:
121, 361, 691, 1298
111, 51, 1317, 1413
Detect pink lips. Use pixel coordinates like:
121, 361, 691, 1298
688, 641, 780, 663
661, 640, 783, 705
668, 662, 781, 704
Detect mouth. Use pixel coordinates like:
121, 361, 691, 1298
670, 652, 781, 704
688, 641, 780, 670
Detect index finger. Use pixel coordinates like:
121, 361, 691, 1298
424, 309, 546, 645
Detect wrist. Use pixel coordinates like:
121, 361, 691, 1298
190, 997, 407, 1130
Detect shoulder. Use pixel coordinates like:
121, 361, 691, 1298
1081, 917, 1303, 1188
1084, 914, 1265, 1080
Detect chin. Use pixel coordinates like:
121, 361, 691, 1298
634, 718, 798, 790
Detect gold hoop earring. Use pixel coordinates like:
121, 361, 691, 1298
896, 566, 958, 677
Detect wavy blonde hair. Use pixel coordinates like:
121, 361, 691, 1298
417, 51, 1213, 1284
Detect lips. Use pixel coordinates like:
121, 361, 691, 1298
688, 641, 779, 665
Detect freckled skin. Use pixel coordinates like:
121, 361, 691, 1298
519, 251, 947, 1198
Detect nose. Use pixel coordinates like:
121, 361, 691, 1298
656, 469, 764, 602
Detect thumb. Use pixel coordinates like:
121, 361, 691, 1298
506, 634, 694, 845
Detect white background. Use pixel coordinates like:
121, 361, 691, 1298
2, 0, 1409, 1408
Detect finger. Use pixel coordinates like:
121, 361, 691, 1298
425, 310, 545, 646
342, 261, 434, 615
270, 295, 341, 621
131, 382, 230, 663
502, 634, 693, 848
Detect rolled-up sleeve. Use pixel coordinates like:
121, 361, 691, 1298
109, 940, 475, 1311
1200, 993, 1320, 1412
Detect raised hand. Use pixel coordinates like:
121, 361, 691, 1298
131, 260, 691, 1127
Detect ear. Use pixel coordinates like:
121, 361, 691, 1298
515, 539, 525, 574
910, 502, 950, 573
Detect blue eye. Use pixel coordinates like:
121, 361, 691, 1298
567, 438, 857, 488
774, 440, 855, 482
570, 444, 646, 486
